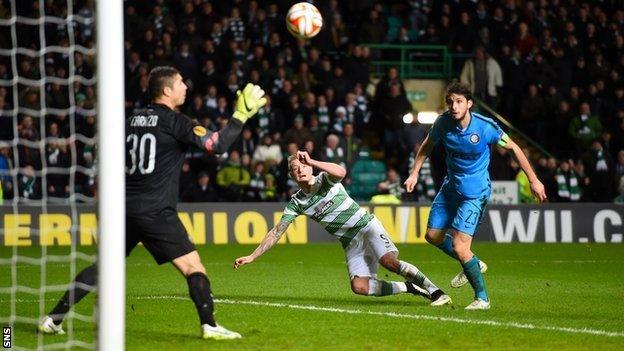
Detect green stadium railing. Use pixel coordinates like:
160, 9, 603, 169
362, 44, 452, 79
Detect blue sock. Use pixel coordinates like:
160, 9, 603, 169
435, 233, 457, 259
462, 256, 488, 301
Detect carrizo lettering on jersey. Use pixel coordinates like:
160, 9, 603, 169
130, 115, 159, 127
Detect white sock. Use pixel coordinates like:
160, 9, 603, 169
392, 282, 408, 294
399, 260, 439, 294
367, 279, 407, 296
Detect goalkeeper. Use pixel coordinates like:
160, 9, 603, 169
39, 66, 266, 340
234, 151, 451, 306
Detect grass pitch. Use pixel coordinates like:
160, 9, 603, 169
2, 243, 623, 350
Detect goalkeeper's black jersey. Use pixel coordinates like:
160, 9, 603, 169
125, 104, 242, 216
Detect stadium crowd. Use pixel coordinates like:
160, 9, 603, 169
0, 0, 623, 204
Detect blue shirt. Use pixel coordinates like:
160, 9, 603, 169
429, 111, 504, 198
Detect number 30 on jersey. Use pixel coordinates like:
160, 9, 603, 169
126, 133, 156, 175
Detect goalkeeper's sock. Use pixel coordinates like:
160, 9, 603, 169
367, 279, 407, 296
49, 264, 97, 325
435, 233, 458, 260
399, 260, 440, 295
462, 256, 489, 301
187, 272, 216, 327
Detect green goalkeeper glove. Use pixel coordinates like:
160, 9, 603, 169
232, 83, 267, 123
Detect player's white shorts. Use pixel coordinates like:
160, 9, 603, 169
344, 217, 398, 280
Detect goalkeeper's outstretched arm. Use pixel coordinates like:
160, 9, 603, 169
233, 220, 291, 269
201, 83, 267, 154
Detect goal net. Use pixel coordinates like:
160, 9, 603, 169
0, 0, 125, 349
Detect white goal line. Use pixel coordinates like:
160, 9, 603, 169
132, 295, 624, 338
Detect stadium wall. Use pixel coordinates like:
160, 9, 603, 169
1, 204, 622, 246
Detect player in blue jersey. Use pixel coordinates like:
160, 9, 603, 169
404, 82, 546, 310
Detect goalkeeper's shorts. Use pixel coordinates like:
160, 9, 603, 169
125, 209, 196, 264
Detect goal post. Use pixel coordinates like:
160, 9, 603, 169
96, 0, 126, 349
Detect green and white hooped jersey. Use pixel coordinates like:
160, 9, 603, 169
280, 172, 374, 248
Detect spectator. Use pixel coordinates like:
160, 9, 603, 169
308, 115, 325, 150
227, 7, 245, 42
284, 115, 313, 148
460, 46, 503, 107
330, 66, 351, 102
554, 159, 581, 202
246, 162, 270, 201
293, 63, 317, 98
18, 165, 41, 201
304, 139, 320, 161
332, 106, 347, 134
489, 146, 513, 180
345, 46, 370, 87
581, 139, 615, 202
216, 150, 250, 201
179, 161, 196, 198
519, 84, 544, 139
172, 42, 198, 80
374, 67, 405, 101
254, 95, 283, 139
359, 9, 385, 44
403, 142, 436, 202
340, 122, 361, 172
377, 168, 404, 201
252, 134, 282, 164
377, 83, 412, 162
46, 139, 71, 199
339, 93, 365, 135
185, 94, 209, 119
499, 46, 526, 120
514, 22, 537, 57
568, 102, 603, 156
322, 134, 346, 169
182, 171, 219, 202
526, 52, 555, 90
17, 115, 41, 169
316, 95, 330, 132
236, 128, 256, 158
454, 11, 477, 53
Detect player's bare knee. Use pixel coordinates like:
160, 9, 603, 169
452, 241, 465, 256
350, 279, 369, 295
379, 254, 400, 273
453, 245, 472, 262
425, 231, 444, 245
176, 261, 206, 277
187, 262, 206, 276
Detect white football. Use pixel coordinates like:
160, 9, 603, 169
286, 2, 323, 39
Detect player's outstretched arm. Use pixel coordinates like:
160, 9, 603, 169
404, 135, 434, 193
199, 83, 267, 154
233, 220, 291, 269
500, 136, 547, 202
297, 150, 346, 182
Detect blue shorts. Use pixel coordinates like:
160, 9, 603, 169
427, 187, 489, 236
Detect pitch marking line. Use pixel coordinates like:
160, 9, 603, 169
133, 295, 624, 338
